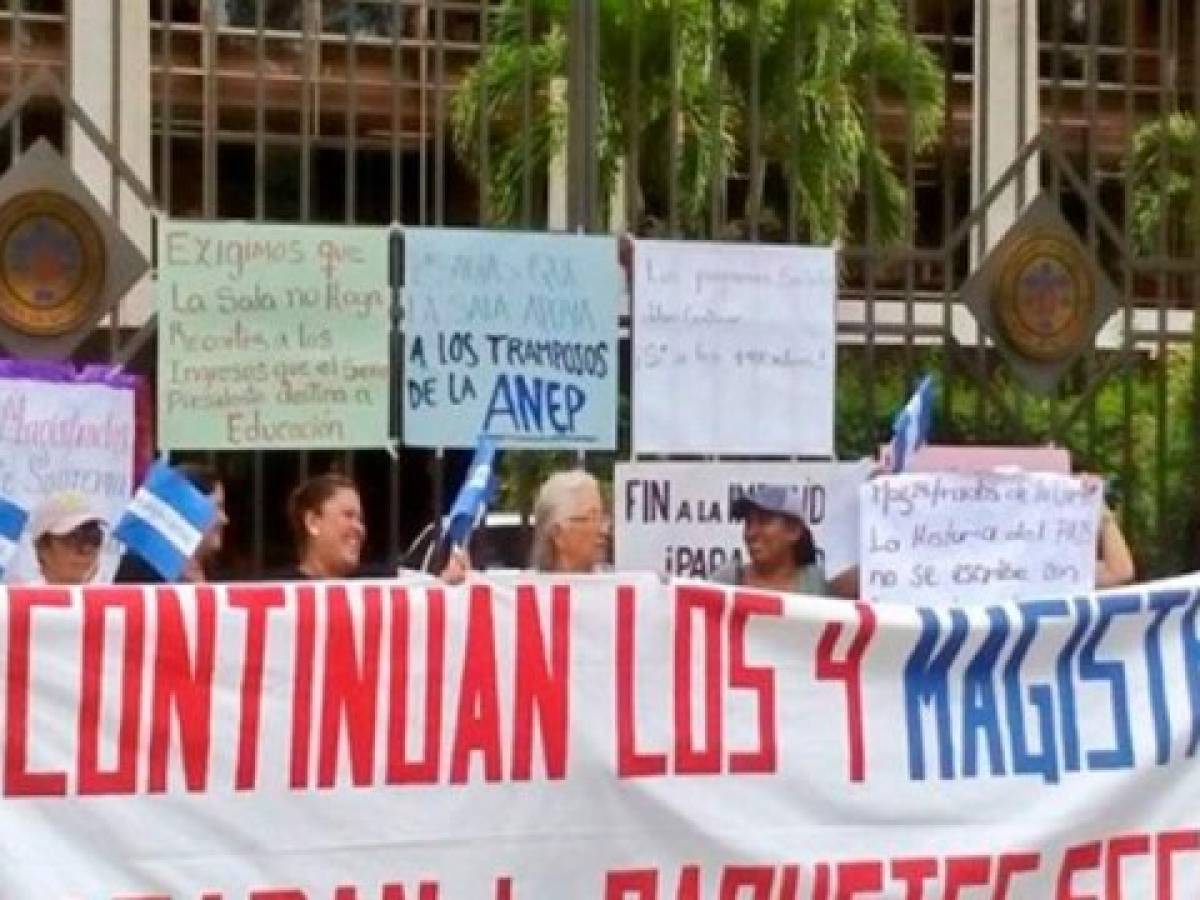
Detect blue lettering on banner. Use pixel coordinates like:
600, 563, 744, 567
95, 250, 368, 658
1079, 593, 1139, 771
901, 588, 1200, 786
1145, 589, 1192, 764
1054, 596, 1092, 774
482, 373, 587, 436
1003, 599, 1069, 784
961, 606, 1010, 778
904, 607, 968, 780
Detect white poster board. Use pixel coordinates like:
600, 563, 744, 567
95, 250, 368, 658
861, 471, 1101, 605
615, 460, 871, 579
0, 375, 135, 583
632, 240, 836, 455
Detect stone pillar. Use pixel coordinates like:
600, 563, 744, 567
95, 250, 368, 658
70, 0, 154, 325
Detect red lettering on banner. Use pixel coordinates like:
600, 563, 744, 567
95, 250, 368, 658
1156, 829, 1200, 899
250, 891, 306, 900
674, 586, 724, 774
778, 866, 800, 900
511, 584, 570, 780
728, 591, 781, 774
386, 587, 445, 785
1105, 834, 1150, 900
449, 585, 503, 783
1056, 840, 1102, 900
228, 585, 286, 791
835, 860, 882, 899
814, 602, 876, 783
78, 588, 145, 795
4, 587, 70, 796
148, 586, 216, 793
993, 852, 1041, 897
944, 855, 990, 899
605, 870, 658, 899
890, 857, 936, 900
812, 863, 830, 900
719, 865, 773, 899
289, 586, 317, 789
676, 865, 701, 900
382, 885, 440, 900
318, 585, 382, 788
616, 585, 667, 778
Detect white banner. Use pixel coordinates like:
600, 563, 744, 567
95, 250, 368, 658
615, 460, 871, 579
0, 374, 135, 583
631, 240, 836, 455
861, 471, 1101, 605
3, 575, 1199, 896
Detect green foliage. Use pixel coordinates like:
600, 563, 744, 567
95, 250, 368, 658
1128, 112, 1200, 256
450, 0, 944, 243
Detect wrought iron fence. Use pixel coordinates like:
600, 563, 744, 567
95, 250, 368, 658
0, 0, 1196, 577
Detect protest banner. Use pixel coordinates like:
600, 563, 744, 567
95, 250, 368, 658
632, 240, 836, 455
403, 228, 620, 448
157, 220, 391, 450
2, 573, 1199, 896
615, 460, 871, 579
0, 364, 136, 583
861, 470, 1101, 605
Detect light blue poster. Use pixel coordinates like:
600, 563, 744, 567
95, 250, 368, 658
403, 228, 620, 449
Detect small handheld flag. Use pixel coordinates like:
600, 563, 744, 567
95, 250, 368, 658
0, 496, 29, 579
889, 374, 936, 473
444, 435, 498, 550
114, 460, 216, 581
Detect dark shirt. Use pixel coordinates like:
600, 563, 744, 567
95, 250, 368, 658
113, 553, 167, 585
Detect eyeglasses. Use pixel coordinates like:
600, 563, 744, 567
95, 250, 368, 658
566, 510, 611, 527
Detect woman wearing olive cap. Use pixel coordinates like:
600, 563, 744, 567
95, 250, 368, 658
711, 484, 832, 595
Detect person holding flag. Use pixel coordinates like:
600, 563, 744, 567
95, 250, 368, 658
0, 495, 28, 582
113, 462, 226, 584
28, 491, 108, 585
886, 373, 936, 473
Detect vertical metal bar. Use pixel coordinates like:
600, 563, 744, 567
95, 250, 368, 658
567, 0, 598, 231
390, 0, 403, 223
433, 0, 445, 226
667, 0, 680, 236
107, 0, 123, 360
1154, 0, 1175, 561
786, 0, 800, 243
1120, 0, 1135, 539
419, 0, 429, 224
709, 0, 723, 238
1085, 0, 1099, 456
12, 0, 22, 161
1050, 0, 1064, 199
863, 0, 879, 435
477, 0, 490, 223
346, 0, 359, 226
159, 0, 174, 213
201, 0, 217, 217
745, 0, 762, 240
901, 0, 917, 379
1192, 0, 1200, 567
1016, 0, 1031, 432
975, 0, 990, 430
625, 0, 641, 231
519, 0, 531, 226
301, 0, 314, 220
939, 0, 955, 420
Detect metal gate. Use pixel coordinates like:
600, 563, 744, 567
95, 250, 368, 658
0, 0, 1196, 578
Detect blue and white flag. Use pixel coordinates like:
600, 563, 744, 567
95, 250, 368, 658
445, 435, 498, 549
114, 460, 216, 581
0, 496, 29, 579
889, 374, 936, 473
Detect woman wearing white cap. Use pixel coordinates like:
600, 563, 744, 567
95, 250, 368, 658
29, 491, 107, 585
712, 484, 831, 596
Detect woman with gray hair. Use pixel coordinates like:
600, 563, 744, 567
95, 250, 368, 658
529, 469, 610, 573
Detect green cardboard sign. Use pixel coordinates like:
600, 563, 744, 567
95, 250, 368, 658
157, 221, 391, 450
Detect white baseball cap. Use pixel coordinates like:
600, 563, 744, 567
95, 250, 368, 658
29, 491, 107, 541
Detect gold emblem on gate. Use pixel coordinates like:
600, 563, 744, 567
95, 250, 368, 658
0, 190, 106, 336
993, 230, 1095, 362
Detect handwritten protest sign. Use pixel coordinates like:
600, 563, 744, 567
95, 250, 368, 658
3, 574, 1200, 895
615, 460, 870, 578
0, 369, 134, 582
157, 220, 391, 450
632, 240, 836, 455
403, 228, 620, 448
861, 470, 1101, 604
